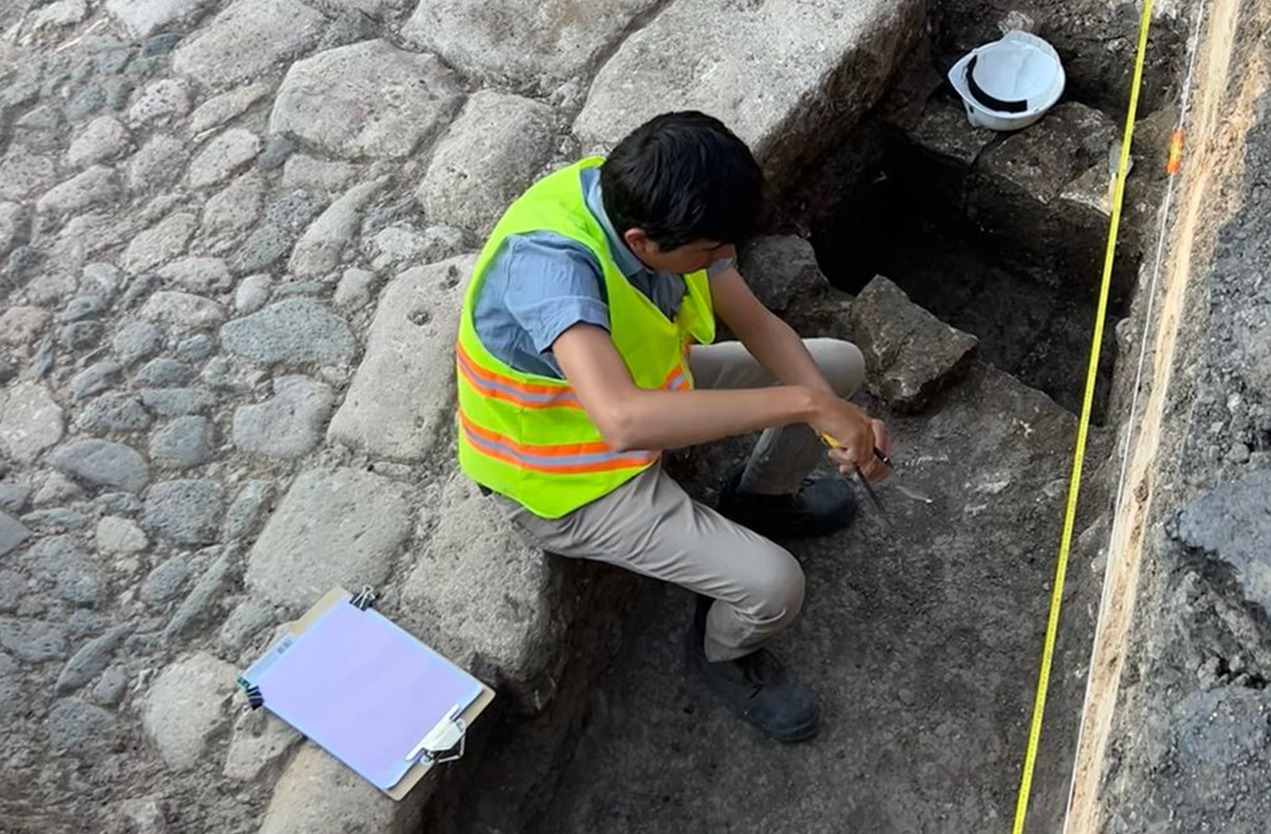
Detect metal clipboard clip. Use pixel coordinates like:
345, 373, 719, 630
350, 585, 378, 611
404, 704, 468, 765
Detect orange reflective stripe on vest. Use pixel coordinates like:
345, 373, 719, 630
455, 341, 583, 410
456, 341, 688, 412
458, 412, 659, 475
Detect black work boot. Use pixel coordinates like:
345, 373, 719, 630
686, 596, 820, 743
716, 469, 856, 541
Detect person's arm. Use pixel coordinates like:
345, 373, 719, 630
709, 264, 837, 394
499, 239, 837, 454
709, 264, 890, 480
551, 323, 832, 452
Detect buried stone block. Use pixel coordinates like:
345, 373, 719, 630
970, 102, 1118, 208
55, 625, 131, 694
144, 479, 224, 545
221, 298, 356, 367
402, 0, 660, 91
417, 91, 557, 236
399, 474, 571, 712
231, 376, 334, 459
966, 102, 1128, 291
52, 439, 150, 493
163, 551, 232, 642
0, 617, 68, 662
736, 235, 829, 317
0, 382, 64, 464
170, 0, 325, 93
244, 467, 411, 610
848, 276, 978, 412
891, 93, 997, 211
269, 39, 463, 161
289, 179, 386, 278
141, 652, 238, 771
21, 535, 103, 607
909, 95, 996, 167
0, 512, 30, 557
223, 708, 299, 782
259, 743, 423, 834
49, 698, 120, 758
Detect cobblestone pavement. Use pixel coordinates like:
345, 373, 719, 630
0, 0, 922, 831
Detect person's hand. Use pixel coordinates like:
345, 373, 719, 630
862, 418, 892, 482
814, 398, 884, 476
820, 406, 891, 483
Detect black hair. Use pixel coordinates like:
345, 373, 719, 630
600, 111, 766, 251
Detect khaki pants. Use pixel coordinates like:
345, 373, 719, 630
489, 338, 866, 662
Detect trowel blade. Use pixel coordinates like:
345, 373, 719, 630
894, 484, 935, 505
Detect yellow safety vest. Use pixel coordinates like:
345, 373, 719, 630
455, 157, 716, 518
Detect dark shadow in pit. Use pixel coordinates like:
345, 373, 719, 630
796, 82, 1150, 425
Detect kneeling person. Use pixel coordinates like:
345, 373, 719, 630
454, 111, 890, 742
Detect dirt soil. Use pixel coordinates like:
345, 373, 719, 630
459, 363, 1112, 834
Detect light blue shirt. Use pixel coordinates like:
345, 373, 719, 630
471, 167, 730, 379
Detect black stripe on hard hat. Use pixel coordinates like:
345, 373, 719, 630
965, 55, 1029, 114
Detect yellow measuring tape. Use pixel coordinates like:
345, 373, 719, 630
1010, 1, 1158, 831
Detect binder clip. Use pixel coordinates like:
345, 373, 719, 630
350, 585, 378, 611
244, 684, 264, 710
404, 705, 468, 765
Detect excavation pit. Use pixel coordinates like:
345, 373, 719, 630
801, 89, 1155, 423
426, 9, 1183, 834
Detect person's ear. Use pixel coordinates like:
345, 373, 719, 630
623, 228, 652, 256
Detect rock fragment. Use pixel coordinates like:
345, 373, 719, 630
847, 276, 979, 412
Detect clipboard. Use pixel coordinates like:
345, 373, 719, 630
238, 586, 495, 800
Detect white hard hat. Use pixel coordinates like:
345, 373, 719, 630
948, 30, 1065, 131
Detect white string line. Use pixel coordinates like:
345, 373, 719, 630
1061, 0, 1210, 826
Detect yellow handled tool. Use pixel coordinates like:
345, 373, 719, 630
819, 433, 893, 529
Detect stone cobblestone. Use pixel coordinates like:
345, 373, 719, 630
231, 376, 333, 459
52, 439, 151, 492
144, 478, 223, 545
221, 298, 356, 366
